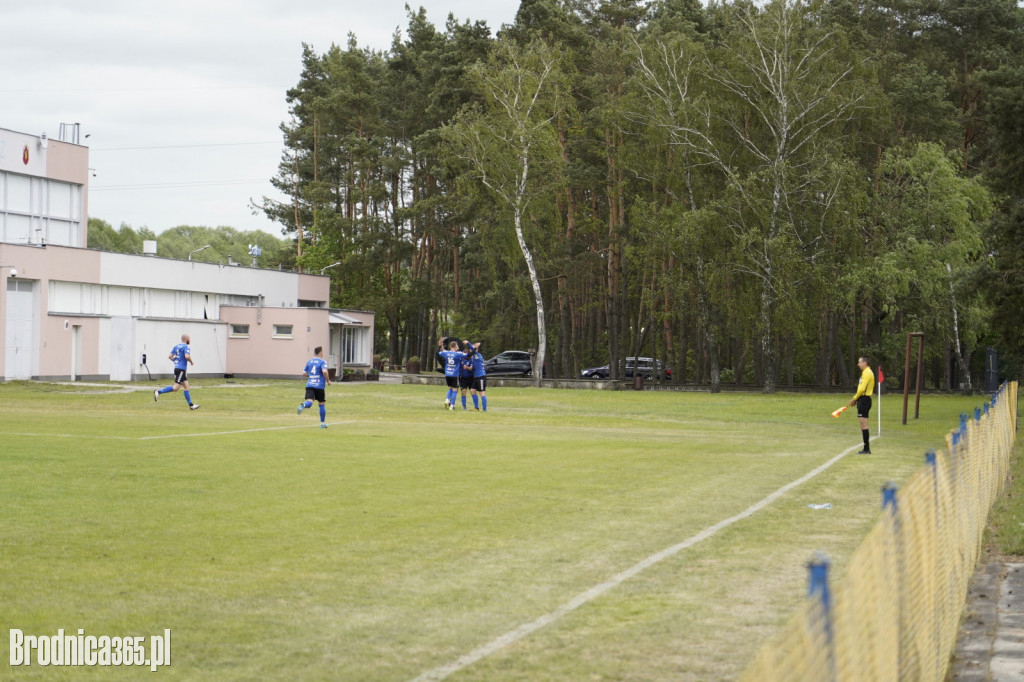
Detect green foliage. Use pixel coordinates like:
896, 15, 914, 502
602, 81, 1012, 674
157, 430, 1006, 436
156, 225, 293, 269
87, 218, 293, 270
248, 0, 1024, 384
87, 218, 157, 254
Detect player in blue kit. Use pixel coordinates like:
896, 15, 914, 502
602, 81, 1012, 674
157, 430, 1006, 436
297, 346, 332, 428
466, 341, 487, 411
458, 342, 474, 410
437, 338, 465, 411
154, 333, 199, 410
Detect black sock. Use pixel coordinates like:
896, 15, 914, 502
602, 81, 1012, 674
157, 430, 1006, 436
862, 429, 870, 450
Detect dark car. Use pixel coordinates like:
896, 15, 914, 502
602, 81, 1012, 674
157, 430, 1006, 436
580, 357, 671, 380
484, 350, 542, 377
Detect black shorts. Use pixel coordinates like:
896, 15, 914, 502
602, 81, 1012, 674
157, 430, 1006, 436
305, 387, 326, 403
857, 395, 872, 419
459, 375, 473, 389
446, 376, 459, 389
174, 368, 188, 384
472, 377, 486, 393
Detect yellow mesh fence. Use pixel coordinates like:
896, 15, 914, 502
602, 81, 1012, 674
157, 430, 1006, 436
739, 381, 1018, 682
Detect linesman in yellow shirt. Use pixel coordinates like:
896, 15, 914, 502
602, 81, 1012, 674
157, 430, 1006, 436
849, 356, 876, 454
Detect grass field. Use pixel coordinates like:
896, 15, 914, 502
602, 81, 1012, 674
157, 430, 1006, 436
0, 379, 992, 680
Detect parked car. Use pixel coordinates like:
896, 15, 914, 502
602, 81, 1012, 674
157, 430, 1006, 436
580, 357, 671, 380
484, 350, 543, 376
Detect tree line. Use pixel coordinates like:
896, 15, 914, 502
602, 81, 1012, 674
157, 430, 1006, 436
109, 0, 1024, 392
88, 219, 295, 270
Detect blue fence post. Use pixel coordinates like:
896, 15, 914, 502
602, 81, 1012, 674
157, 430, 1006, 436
882, 481, 898, 512
959, 413, 969, 457
925, 449, 943, 671
882, 481, 904, 675
807, 551, 834, 679
951, 431, 961, 481
926, 450, 939, 501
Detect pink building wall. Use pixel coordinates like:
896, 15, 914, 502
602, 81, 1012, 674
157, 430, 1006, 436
222, 306, 331, 378
1, 243, 103, 379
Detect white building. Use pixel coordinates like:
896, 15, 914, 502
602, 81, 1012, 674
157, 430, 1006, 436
1, 125, 373, 381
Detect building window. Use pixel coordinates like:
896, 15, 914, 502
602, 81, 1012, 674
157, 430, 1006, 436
230, 324, 250, 338
340, 326, 370, 364
273, 324, 293, 338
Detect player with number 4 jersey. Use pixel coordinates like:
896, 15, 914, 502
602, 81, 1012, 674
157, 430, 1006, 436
297, 346, 332, 428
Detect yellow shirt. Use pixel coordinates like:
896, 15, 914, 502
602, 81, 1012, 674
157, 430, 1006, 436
853, 367, 876, 400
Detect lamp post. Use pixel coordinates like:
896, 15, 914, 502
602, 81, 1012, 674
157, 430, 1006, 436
188, 245, 212, 261
320, 262, 342, 275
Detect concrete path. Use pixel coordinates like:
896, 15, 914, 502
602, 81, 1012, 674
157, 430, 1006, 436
951, 561, 1024, 681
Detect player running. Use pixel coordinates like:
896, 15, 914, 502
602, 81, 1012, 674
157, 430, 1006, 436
154, 333, 199, 410
297, 346, 332, 428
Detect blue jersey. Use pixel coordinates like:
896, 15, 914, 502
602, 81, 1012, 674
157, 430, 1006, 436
438, 350, 465, 378
460, 353, 474, 378
170, 343, 190, 370
470, 351, 486, 378
304, 357, 329, 389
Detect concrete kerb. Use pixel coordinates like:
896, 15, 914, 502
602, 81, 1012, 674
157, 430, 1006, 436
951, 561, 1024, 681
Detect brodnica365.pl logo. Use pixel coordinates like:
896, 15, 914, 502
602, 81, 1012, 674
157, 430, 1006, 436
9, 628, 171, 672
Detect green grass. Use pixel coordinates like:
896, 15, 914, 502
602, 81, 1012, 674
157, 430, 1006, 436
0, 380, 996, 680
985, 388, 1024, 558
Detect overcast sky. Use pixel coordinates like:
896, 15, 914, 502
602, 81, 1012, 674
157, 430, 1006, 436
2, 0, 520, 236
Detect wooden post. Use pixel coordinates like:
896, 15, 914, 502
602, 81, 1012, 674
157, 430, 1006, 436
902, 332, 925, 425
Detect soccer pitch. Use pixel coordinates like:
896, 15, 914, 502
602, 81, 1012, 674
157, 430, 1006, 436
0, 380, 983, 680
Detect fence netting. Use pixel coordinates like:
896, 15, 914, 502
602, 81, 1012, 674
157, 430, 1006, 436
740, 381, 1018, 682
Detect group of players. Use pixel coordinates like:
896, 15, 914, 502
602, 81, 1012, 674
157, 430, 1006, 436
437, 337, 488, 412
153, 333, 487, 430
153, 335, 875, 450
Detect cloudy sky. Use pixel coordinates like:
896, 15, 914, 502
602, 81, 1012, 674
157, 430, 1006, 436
2, 1, 520, 236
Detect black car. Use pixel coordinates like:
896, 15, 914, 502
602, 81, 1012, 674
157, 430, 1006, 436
484, 350, 541, 376
580, 357, 671, 380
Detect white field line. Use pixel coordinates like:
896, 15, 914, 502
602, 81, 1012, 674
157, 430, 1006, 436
137, 424, 342, 440
6, 423, 343, 441
410, 437, 875, 682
